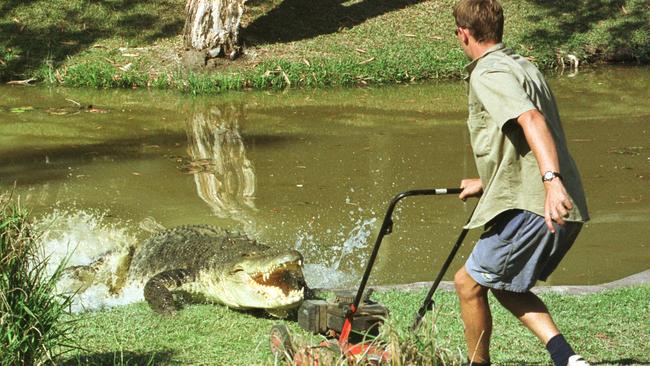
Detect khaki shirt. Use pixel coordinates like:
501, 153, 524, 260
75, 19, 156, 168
464, 43, 589, 229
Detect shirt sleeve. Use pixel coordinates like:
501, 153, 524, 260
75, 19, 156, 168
470, 69, 537, 130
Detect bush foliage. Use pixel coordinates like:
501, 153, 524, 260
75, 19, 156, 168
0, 196, 75, 366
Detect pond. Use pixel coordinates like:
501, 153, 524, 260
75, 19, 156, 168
1, 66, 648, 305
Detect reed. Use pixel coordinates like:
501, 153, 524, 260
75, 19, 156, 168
0, 195, 76, 366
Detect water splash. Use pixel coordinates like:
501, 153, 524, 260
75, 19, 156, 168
295, 214, 377, 289
331, 217, 376, 270
34, 209, 144, 312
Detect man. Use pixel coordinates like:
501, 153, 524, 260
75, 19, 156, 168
451, 1, 590, 366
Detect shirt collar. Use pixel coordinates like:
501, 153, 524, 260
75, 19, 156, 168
463, 43, 506, 80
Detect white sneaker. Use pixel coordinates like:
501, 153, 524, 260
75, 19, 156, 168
568, 355, 591, 366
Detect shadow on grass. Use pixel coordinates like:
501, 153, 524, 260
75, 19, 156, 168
522, 0, 650, 62
57, 350, 174, 366
242, 0, 425, 45
0, 0, 183, 80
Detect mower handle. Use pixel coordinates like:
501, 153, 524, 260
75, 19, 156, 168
411, 205, 475, 331
350, 188, 463, 318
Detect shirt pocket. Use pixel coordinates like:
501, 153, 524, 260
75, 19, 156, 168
467, 111, 491, 157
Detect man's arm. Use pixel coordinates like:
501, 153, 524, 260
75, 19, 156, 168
516, 109, 573, 233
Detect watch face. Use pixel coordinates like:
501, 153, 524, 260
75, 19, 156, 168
543, 171, 555, 181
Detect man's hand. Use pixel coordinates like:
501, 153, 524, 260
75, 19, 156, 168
544, 179, 573, 233
459, 178, 483, 201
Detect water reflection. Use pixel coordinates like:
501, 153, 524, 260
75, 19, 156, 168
1, 66, 649, 288
183, 104, 257, 229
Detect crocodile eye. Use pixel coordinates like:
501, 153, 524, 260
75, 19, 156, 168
242, 252, 257, 257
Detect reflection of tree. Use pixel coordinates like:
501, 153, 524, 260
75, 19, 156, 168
185, 105, 256, 225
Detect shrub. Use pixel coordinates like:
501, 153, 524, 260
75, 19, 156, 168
0, 196, 75, 366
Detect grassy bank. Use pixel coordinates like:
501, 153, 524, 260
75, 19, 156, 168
55, 285, 650, 365
1, 0, 649, 94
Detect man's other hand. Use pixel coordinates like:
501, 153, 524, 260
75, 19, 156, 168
544, 179, 573, 233
459, 178, 483, 201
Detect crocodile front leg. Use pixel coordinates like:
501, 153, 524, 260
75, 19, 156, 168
144, 269, 196, 314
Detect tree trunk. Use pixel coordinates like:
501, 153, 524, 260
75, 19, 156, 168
183, 0, 247, 60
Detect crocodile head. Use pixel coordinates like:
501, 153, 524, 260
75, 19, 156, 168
207, 248, 307, 315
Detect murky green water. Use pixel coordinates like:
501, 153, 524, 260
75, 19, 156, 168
1, 66, 648, 289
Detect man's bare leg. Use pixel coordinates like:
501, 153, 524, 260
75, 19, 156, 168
491, 289, 587, 366
490, 289, 559, 344
454, 266, 492, 364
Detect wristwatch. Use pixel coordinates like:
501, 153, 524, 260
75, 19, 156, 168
542, 171, 563, 182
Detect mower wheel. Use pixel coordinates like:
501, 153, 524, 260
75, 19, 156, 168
270, 324, 293, 360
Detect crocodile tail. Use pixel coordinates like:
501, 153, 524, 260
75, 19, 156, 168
144, 269, 196, 314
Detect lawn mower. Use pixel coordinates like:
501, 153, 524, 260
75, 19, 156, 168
270, 188, 474, 365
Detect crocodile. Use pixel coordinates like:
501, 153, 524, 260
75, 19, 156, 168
134, 225, 306, 317
61, 224, 307, 317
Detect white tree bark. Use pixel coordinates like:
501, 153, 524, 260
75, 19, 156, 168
184, 0, 247, 60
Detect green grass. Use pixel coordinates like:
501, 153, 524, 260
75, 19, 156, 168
0, 195, 76, 366
55, 285, 650, 365
375, 287, 650, 365
1, 0, 649, 94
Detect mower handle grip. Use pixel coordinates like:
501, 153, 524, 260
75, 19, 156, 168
391, 188, 462, 198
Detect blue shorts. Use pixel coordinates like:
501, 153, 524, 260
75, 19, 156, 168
465, 209, 582, 293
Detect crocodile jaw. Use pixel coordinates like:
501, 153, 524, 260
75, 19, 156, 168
196, 257, 306, 312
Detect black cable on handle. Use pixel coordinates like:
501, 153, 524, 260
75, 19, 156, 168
350, 188, 463, 317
